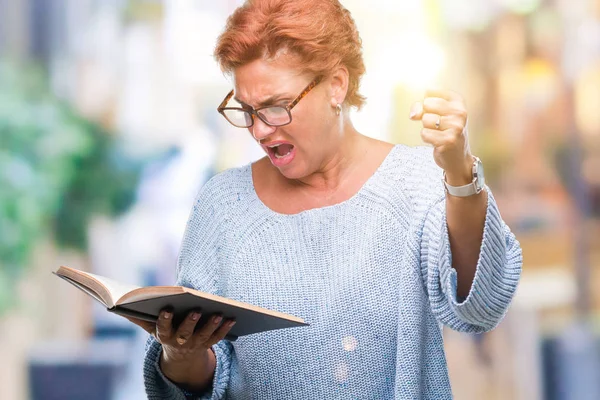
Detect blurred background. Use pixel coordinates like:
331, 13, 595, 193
0, 0, 599, 399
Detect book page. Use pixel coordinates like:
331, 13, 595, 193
55, 274, 108, 307
55, 267, 115, 307
117, 286, 185, 305
85, 271, 141, 305
56, 266, 168, 307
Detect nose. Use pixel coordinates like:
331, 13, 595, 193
249, 117, 276, 141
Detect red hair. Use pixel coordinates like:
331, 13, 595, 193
214, 0, 366, 109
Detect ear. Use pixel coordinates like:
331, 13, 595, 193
328, 65, 350, 108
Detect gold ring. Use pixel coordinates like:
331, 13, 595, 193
176, 336, 188, 346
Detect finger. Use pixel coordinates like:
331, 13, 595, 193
193, 314, 225, 345
174, 310, 202, 346
156, 308, 175, 343
420, 128, 446, 147
424, 88, 462, 102
425, 113, 467, 132
422, 113, 444, 130
205, 319, 237, 347
423, 97, 453, 115
423, 97, 468, 126
123, 316, 156, 334
409, 101, 424, 120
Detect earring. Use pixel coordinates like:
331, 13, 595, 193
335, 103, 342, 116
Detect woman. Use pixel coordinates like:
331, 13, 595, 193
133, 0, 522, 398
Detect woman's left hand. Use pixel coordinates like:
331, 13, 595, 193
409, 89, 474, 185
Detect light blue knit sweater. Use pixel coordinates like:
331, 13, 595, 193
143, 144, 522, 399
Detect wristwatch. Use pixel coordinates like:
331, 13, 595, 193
442, 156, 485, 197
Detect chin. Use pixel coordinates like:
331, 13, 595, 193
272, 161, 310, 181
275, 165, 302, 180
265, 147, 311, 180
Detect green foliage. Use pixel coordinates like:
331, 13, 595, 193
0, 62, 141, 313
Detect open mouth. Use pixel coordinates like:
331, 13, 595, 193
267, 143, 294, 159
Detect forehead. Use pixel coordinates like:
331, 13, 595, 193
233, 58, 307, 103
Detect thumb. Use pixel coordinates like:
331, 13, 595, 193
409, 101, 424, 120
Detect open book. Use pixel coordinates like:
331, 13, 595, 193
54, 266, 307, 341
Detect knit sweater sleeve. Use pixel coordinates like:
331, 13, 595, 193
410, 147, 522, 333
143, 172, 234, 400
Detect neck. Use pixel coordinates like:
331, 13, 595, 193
294, 124, 367, 193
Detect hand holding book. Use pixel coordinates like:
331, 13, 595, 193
126, 308, 236, 392
125, 307, 236, 348
53, 266, 307, 342
54, 266, 308, 393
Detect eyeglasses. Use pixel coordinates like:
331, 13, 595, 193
217, 76, 322, 128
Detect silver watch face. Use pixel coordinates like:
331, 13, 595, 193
474, 158, 485, 191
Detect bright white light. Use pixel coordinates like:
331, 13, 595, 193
342, 336, 358, 352
343, 0, 421, 14
333, 362, 350, 383
164, 1, 225, 86
389, 35, 446, 91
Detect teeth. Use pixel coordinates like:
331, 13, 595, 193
266, 143, 292, 159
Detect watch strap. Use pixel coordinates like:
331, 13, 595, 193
442, 177, 478, 197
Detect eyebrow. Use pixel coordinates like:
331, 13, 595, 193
233, 94, 289, 108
